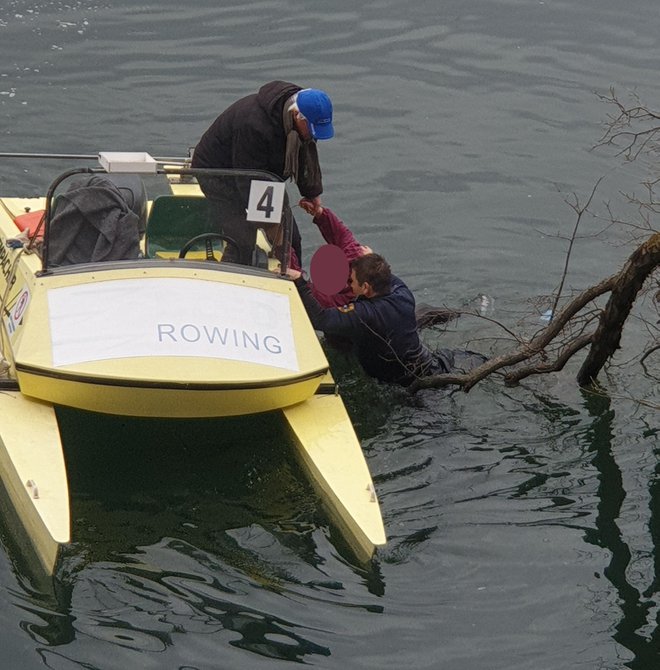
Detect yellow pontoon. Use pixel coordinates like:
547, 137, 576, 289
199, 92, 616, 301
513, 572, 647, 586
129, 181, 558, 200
0, 153, 386, 572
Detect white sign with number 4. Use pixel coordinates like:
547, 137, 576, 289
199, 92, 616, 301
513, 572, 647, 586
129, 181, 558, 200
246, 180, 286, 224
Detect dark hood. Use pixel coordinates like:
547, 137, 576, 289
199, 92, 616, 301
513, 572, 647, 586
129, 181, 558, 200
256, 80, 302, 126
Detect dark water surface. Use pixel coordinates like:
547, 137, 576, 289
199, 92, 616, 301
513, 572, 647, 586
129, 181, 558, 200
1, 1, 659, 668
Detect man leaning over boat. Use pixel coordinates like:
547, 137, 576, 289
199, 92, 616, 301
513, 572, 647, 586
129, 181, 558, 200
191, 80, 334, 266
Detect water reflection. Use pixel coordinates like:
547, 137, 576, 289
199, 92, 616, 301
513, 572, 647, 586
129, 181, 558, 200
581, 391, 660, 668
65, 538, 333, 662
4, 407, 386, 664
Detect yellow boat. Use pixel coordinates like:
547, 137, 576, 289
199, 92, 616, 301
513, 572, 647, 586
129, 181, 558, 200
0, 152, 386, 573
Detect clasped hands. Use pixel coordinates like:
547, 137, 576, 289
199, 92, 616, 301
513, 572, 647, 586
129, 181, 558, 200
298, 197, 323, 217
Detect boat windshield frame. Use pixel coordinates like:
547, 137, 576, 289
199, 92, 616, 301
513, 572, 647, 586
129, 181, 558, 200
36, 165, 292, 275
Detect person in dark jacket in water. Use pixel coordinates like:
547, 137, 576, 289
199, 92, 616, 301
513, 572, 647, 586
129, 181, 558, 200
289, 253, 487, 386
297, 199, 459, 327
192, 80, 334, 266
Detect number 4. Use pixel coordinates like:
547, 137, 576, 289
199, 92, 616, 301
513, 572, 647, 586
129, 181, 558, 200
257, 186, 275, 219
246, 180, 285, 224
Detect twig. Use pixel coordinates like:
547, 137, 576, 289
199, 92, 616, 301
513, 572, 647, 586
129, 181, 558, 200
552, 177, 604, 320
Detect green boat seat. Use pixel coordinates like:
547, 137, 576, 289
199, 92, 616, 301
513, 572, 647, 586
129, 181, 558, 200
144, 195, 272, 267
144, 195, 213, 259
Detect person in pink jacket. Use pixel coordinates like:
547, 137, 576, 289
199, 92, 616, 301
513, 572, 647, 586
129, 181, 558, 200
298, 198, 371, 307
293, 198, 458, 340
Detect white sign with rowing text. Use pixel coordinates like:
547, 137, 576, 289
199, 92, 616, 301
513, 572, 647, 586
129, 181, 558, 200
47, 278, 299, 371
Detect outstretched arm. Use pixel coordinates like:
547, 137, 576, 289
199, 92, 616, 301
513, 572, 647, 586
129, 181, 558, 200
298, 201, 365, 260
293, 275, 367, 338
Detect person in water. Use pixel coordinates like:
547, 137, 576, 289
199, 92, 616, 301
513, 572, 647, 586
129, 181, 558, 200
297, 199, 460, 324
192, 81, 334, 266
297, 198, 371, 306
288, 251, 486, 386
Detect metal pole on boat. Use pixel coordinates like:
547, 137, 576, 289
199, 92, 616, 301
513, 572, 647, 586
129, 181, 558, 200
0, 152, 189, 163
0, 152, 99, 160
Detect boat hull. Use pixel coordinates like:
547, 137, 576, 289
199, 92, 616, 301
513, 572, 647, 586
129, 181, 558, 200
0, 392, 69, 574
1, 252, 330, 418
0, 173, 387, 572
16, 366, 325, 418
283, 388, 386, 561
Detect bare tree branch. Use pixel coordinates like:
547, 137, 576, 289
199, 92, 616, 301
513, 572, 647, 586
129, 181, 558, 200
410, 230, 659, 395
407, 91, 660, 401
578, 232, 660, 385
409, 275, 617, 393
503, 333, 594, 384
595, 88, 660, 161
553, 177, 604, 319
640, 343, 660, 365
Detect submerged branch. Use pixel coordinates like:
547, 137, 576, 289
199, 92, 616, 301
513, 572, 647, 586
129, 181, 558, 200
577, 232, 660, 385
410, 231, 659, 394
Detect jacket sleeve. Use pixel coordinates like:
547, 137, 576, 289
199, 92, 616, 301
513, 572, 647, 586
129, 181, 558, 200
295, 277, 368, 338
313, 209, 364, 260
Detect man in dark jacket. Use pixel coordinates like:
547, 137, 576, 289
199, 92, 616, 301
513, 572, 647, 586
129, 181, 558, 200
291, 254, 441, 385
291, 253, 487, 385
192, 80, 334, 265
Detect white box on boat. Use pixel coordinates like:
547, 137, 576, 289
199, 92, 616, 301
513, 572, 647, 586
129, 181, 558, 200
98, 151, 157, 173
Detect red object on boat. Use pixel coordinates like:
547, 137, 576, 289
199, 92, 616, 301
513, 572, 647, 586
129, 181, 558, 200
13, 209, 45, 237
